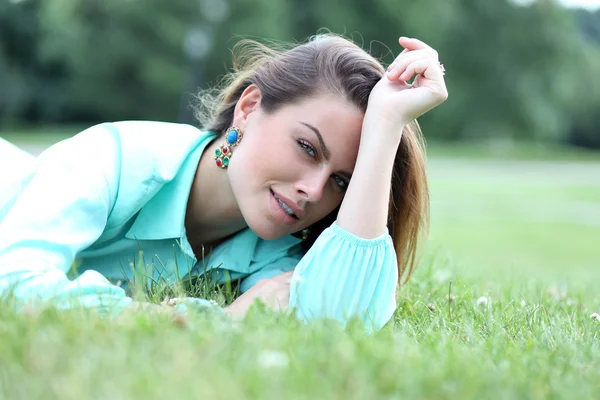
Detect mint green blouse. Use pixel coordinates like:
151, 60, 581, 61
0, 121, 398, 331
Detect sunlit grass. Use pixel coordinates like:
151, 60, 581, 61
428, 157, 600, 277
0, 127, 80, 146
426, 139, 600, 162
1, 262, 599, 399
1, 131, 600, 399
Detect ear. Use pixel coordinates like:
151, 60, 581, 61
232, 84, 262, 127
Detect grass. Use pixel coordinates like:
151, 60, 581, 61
1, 267, 599, 399
426, 138, 600, 162
1, 133, 600, 399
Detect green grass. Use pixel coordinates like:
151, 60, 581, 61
1, 267, 599, 399
426, 139, 600, 162
0, 127, 81, 146
1, 134, 600, 399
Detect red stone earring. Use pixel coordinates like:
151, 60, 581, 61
215, 126, 243, 168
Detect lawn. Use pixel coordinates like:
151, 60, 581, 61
1, 133, 599, 399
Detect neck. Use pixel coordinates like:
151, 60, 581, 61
185, 138, 247, 245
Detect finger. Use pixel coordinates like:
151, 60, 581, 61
387, 50, 429, 79
388, 36, 440, 73
387, 48, 412, 72
400, 58, 444, 83
400, 59, 429, 82
399, 37, 439, 62
387, 50, 434, 81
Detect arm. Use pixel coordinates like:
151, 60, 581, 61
336, 128, 401, 238
0, 124, 132, 316
338, 37, 447, 238
290, 37, 448, 331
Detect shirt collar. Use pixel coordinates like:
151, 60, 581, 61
125, 131, 216, 242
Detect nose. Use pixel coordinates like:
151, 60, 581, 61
295, 168, 330, 203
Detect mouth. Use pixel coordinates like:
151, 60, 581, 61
270, 189, 302, 220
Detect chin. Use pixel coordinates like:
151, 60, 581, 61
250, 225, 286, 241
244, 218, 288, 241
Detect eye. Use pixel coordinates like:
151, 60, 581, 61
297, 139, 317, 158
332, 175, 348, 192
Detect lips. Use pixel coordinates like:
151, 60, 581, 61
270, 189, 305, 219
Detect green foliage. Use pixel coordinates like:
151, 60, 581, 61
306, 0, 600, 144
0, 0, 44, 123
567, 10, 600, 149
36, 0, 205, 121
0, 0, 599, 146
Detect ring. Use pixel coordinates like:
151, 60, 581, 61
439, 62, 445, 75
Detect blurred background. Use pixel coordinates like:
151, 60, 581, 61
1, 0, 599, 285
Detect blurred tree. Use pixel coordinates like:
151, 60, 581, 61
306, 0, 599, 143
0, 0, 598, 148
37, 0, 205, 123
33, 0, 293, 124
575, 8, 600, 43
570, 9, 600, 148
191, 0, 294, 122
0, 0, 46, 124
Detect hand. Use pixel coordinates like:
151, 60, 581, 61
363, 37, 448, 133
225, 271, 293, 319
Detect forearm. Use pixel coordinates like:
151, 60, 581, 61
336, 124, 404, 239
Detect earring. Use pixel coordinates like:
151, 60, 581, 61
215, 126, 243, 168
302, 228, 310, 241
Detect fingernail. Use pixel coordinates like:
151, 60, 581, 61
387, 62, 396, 71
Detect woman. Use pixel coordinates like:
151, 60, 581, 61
0, 34, 447, 331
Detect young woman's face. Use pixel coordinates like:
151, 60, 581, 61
228, 86, 364, 240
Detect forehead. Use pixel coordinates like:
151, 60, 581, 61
288, 94, 364, 132
278, 94, 364, 166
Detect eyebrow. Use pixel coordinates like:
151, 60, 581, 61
299, 121, 331, 160
298, 121, 353, 181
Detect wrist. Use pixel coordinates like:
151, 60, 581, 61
357, 131, 403, 163
362, 108, 407, 136
360, 121, 405, 146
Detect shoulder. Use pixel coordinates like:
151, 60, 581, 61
109, 120, 205, 145
33, 121, 214, 215
109, 121, 207, 161
46, 121, 206, 161
87, 121, 213, 183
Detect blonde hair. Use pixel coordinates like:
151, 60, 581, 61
193, 33, 429, 286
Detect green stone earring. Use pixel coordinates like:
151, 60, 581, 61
302, 228, 310, 241
215, 126, 243, 168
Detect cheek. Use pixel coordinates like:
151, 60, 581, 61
249, 137, 298, 177
311, 193, 343, 221
229, 133, 287, 188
